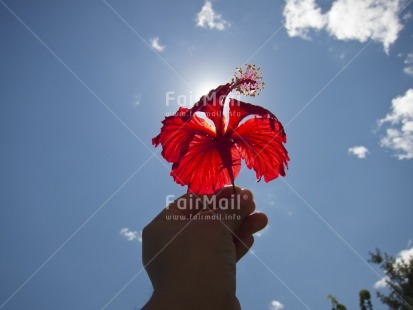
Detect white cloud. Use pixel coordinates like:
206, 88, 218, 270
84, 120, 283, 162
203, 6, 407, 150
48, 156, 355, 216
196, 1, 230, 31
403, 11, 413, 21
283, 0, 403, 53
150, 37, 165, 52
133, 94, 141, 107
269, 300, 285, 310
119, 227, 140, 241
327, 0, 402, 53
374, 247, 413, 289
348, 146, 369, 159
374, 276, 389, 288
283, 0, 326, 39
397, 247, 413, 265
379, 89, 413, 159
404, 53, 413, 76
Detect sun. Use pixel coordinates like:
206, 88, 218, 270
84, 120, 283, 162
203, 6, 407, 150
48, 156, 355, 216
194, 81, 220, 99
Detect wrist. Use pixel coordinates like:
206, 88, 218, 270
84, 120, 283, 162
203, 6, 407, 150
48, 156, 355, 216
143, 288, 240, 310
144, 256, 239, 309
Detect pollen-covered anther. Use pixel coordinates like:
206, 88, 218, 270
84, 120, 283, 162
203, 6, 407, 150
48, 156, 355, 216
232, 64, 264, 97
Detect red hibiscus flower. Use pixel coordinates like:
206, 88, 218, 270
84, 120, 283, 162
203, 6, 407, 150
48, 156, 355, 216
153, 65, 289, 195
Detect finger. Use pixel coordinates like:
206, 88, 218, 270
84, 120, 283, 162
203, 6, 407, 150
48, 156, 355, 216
208, 187, 255, 231
167, 186, 242, 216
233, 212, 268, 261
236, 212, 268, 236
234, 233, 254, 261
238, 188, 255, 216
155, 191, 206, 221
230, 188, 256, 231
155, 187, 256, 229
203, 185, 242, 211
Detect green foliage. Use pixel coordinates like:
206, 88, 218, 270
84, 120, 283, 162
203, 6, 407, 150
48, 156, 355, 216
368, 248, 413, 310
359, 289, 373, 310
327, 248, 413, 310
327, 295, 347, 310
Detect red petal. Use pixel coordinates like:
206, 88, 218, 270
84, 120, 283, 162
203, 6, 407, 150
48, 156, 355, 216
229, 100, 289, 182
152, 107, 216, 163
185, 83, 232, 136
171, 135, 241, 194
227, 98, 278, 135
153, 107, 240, 194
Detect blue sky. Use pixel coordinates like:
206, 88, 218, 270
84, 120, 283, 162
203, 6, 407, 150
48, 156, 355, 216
1, 0, 413, 309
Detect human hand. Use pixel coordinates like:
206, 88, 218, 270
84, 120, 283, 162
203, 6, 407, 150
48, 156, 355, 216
142, 186, 268, 310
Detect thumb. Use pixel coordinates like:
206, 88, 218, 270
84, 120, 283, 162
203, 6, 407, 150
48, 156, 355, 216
204, 187, 255, 232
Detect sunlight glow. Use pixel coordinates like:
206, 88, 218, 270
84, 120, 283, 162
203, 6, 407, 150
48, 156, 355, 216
194, 81, 219, 100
